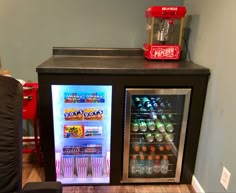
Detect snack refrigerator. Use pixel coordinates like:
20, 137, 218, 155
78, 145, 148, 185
51, 85, 112, 184
37, 47, 210, 185
122, 88, 191, 183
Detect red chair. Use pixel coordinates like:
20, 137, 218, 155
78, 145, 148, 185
22, 82, 42, 165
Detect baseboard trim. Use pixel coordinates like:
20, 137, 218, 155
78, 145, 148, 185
192, 175, 205, 193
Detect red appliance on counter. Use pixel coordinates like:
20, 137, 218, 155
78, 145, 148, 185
143, 6, 187, 60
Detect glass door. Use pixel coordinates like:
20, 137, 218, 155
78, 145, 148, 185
51, 85, 112, 184
122, 88, 191, 183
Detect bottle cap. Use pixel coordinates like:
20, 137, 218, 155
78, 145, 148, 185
163, 155, 168, 160
140, 155, 145, 160
141, 145, 147, 152
159, 145, 164, 151
165, 144, 171, 151
148, 155, 153, 160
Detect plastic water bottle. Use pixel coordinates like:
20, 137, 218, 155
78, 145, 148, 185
153, 155, 161, 174
137, 155, 145, 175
161, 155, 169, 174
145, 155, 154, 175
130, 155, 138, 175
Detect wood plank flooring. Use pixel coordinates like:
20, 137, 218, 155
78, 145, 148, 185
22, 153, 196, 193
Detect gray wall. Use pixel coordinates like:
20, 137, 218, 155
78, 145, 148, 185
186, 0, 236, 192
0, 0, 183, 81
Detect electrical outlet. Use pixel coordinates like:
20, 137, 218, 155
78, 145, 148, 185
220, 166, 231, 190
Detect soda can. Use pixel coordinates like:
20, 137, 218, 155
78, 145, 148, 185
145, 133, 154, 143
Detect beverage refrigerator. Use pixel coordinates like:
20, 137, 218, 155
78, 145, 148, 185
122, 88, 191, 183
36, 47, 210, 185
51, 85, 112, 184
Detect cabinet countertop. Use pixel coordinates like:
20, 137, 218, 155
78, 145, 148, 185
36, 47, 210, 75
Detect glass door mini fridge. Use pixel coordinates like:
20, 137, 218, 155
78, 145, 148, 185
122, 88, 191, 183
51, 85, 112, 184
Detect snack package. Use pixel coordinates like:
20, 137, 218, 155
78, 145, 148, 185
91, 157, 104, 177
64, 108, 84, 121
84, 126, 102, 137
75, 157, 88, 178
82, 144, 102, 154
106, 152, 110, 176
63, 146, 83, 155
55, 152, 61, 178
62, 156, 74, 178
64, 92, 85, 103
84, 92, 105, 103
64, 125, 84, 138
83, 108, 103, 120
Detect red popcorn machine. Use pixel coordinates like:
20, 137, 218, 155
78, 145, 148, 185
143, 6, 187, 60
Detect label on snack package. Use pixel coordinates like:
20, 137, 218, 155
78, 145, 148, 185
64, 125, 84, 138
84, 126, 102, 137
64, 108, 84, 120
83, 108, 103, 120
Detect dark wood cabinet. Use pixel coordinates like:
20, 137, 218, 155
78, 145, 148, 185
37, 47, 210, 185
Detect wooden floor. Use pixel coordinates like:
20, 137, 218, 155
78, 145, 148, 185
22, 153, 196, 193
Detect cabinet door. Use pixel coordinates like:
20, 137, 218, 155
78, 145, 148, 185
122, 88, 191, 183
51, 85, 112, 184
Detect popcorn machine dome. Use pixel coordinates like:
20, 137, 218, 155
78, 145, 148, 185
143, 6, 187, 60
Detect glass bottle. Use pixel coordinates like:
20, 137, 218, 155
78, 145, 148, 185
147, 119, 155, 131
131, 119, 139, 132
141, 144, 147, 153
139, 120, 147, 132
156, 119, 165, 133
134, 96, 146, 111
133, 143, 140, 153
165, 133, 174, 142
155, 133, 163, 142
142, 97, 154, 110
150, 97, 158, 109
161, 114, 174, 133
145, 133, 154, 143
